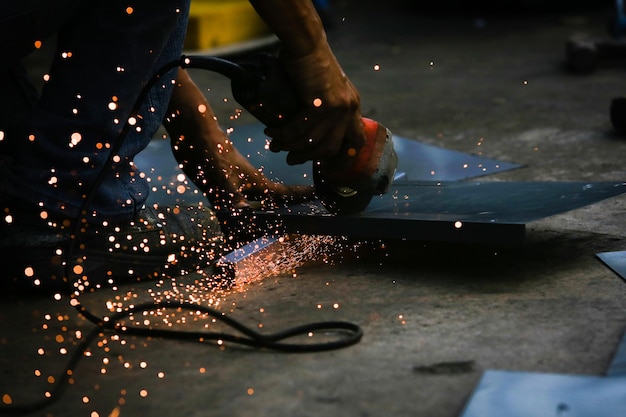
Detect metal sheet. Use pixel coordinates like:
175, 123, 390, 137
607, 329, 626, 377
134, 127, 626, 245
254, 181, 626, 244
461, 329, 626, 416
594, 250, 626, 377
460, 370, 626, 417
597, 251, 626, 282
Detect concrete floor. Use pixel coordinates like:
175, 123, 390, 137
2, 1, 626, 416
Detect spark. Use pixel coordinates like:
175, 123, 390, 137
373, 64, 380, 71
69, 132, 82, 147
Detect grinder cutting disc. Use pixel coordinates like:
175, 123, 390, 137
313, 120, 397, 214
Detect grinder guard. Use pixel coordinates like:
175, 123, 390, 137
313, 120, 397, 214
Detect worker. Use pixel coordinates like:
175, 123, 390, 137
0, 0, 363, 291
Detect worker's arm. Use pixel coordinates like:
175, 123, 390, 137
248, 0, 364, 166
164, 68, 314, 211
248, 0, 326, 58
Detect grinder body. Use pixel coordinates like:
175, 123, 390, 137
313, 118, 396, 214
230, 53, 397, 214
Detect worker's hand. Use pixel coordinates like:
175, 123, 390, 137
178, 131, 315, 212
264, 44, 365, 166
165, 68, 314, 213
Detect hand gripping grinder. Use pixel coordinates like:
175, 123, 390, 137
183, 53, 397, 214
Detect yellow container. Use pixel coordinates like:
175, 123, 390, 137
185, 0, 270, 51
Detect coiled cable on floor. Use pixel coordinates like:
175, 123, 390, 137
1, 300, 362, 415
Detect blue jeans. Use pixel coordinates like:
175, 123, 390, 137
1, 0, 190, 223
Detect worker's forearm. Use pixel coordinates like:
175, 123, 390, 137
248, 0, 327, 58
167, 69, 234, 137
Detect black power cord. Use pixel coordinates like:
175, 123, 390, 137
1, 55, 362, 415
1, 300, 362, 415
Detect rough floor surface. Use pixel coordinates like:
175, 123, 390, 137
2, 2, 626, 416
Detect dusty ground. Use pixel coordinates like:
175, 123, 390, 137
2, 1, 626, 416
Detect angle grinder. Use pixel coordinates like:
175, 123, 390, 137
182, 53, 397, 214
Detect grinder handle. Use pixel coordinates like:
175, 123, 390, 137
230, 53, 299, 128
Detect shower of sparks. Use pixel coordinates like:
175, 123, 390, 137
229, 234, 351, 289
